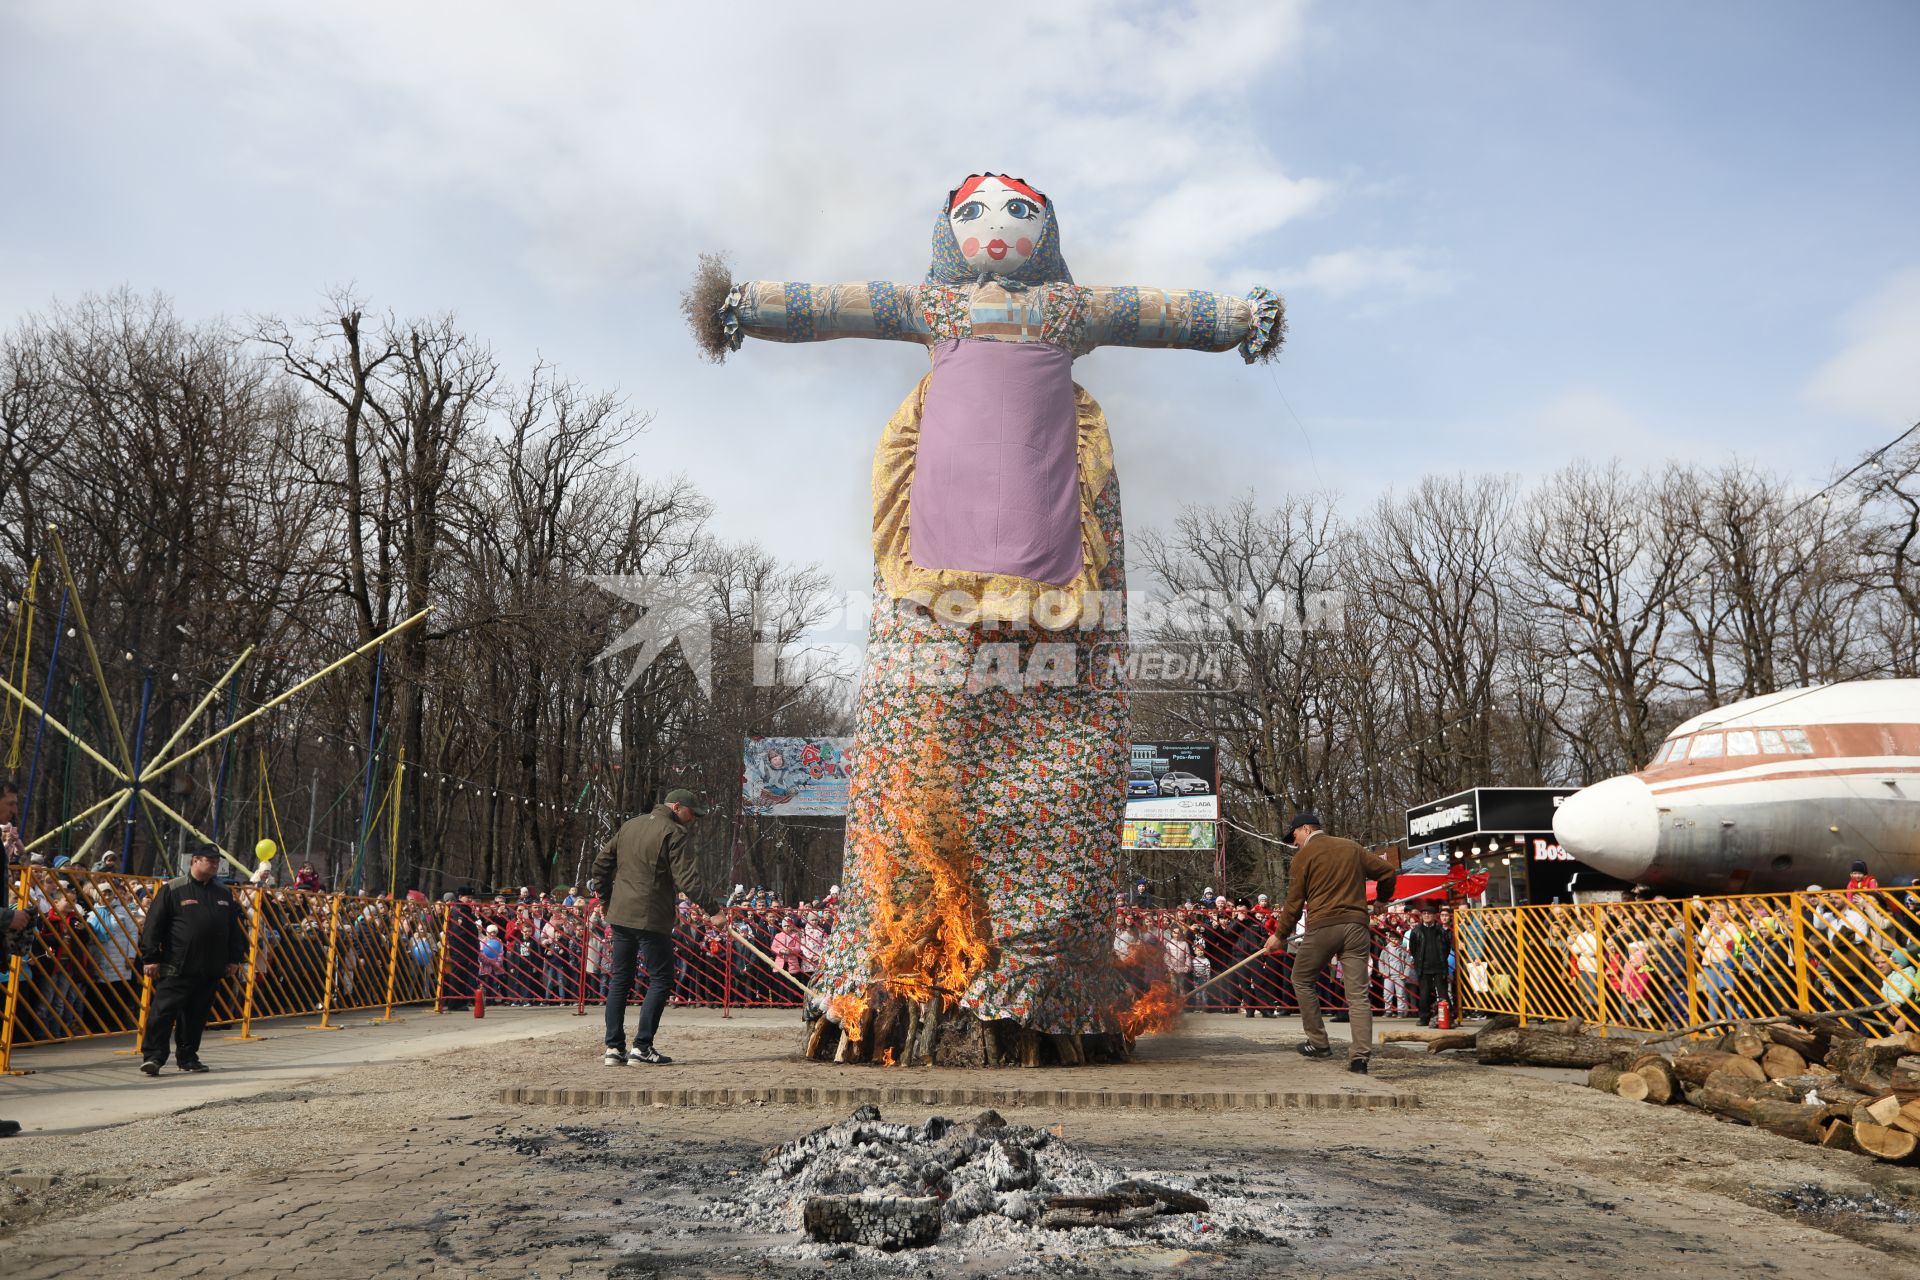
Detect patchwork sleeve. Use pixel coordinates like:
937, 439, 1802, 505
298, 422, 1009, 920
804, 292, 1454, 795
1085, 286, 1286, 363
720, 280, 933, 348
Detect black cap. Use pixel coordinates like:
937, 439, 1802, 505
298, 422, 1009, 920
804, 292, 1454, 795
1285, 812, 1321, 835
1850, 860, 1869, 873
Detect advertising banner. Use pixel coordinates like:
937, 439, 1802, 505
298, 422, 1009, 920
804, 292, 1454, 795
742, 736, 854, 816
1124, 741, 1219, 820
1121, 819, 1218, 850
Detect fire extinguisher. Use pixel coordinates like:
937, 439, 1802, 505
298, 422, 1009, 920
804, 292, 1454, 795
474, 987, 486, 1019
1435, 998, 1453, 1030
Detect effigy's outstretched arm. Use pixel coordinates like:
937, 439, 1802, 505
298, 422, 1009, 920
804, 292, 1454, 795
1084, 285, 1286, 364
683, 255, 931, 362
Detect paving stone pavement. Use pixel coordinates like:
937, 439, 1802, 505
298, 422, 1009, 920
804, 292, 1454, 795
6, 1128, 674, 1279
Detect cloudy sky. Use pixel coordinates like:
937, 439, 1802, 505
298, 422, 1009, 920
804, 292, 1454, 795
3, 1, 1916, 599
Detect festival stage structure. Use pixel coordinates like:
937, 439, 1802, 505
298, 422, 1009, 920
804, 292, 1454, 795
0, 527, 430, 877
688, 174, 1285, 1065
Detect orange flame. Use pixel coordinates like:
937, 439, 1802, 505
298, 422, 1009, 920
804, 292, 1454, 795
1120, 979, 1184, 1041
878, 1047, 896, 1067
1115, 940, 1183, 1042
836, 748, 994, 1048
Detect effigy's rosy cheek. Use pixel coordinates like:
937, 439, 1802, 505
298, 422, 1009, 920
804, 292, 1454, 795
962, 237, 981, 258
1016, 238, 1033, 258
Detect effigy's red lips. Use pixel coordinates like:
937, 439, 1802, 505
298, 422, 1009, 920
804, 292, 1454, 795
985, 240, 1009, 261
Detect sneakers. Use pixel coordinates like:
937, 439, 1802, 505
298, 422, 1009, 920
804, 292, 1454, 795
1349, 1057, 1370, 1075
1296, 1043, 1333, 1059
178, 1060, 210, 1074
628, 1045, 672, 1065
139, 1060, 162, 1076
603, 1048, 626, 1067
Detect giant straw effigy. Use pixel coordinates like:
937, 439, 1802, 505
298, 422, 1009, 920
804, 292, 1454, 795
688, 174, 1285, 1066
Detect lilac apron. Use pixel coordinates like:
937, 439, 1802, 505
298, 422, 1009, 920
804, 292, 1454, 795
907, 338, 1083, 587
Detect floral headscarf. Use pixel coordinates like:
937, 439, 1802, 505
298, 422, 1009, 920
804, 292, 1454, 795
926, 173, 1073, 287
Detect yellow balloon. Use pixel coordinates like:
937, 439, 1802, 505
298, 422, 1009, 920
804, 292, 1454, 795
255, 838, 277, 862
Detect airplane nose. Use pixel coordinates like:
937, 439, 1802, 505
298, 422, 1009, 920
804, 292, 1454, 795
1554, 775, 1659, 882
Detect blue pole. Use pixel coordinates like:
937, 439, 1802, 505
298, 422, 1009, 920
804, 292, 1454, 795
18, 587, 68, 838
121, 670, 154, 864
209, 680, 240, 849
350, 644, 386, 895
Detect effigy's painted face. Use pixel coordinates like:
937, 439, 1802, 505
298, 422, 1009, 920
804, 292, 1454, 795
949, 176, 1045, 275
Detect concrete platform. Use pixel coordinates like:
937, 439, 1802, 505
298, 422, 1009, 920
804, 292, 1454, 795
0, 1006, 1418, 1138
0, 1005, 583, 1135
502, 1082, 1411, 1110
496, 1007, 1420, 1112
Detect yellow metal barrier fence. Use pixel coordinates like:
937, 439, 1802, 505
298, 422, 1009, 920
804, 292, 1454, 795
1, 867, 456, 1053
1455, 887, 1920, 1036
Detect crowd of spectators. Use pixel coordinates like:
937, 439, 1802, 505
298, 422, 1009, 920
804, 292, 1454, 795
1454, 877, 1920, 1034
5, 801, 1916, 1041
434, 882, 842, 1008
1112, 890, 1461, 1020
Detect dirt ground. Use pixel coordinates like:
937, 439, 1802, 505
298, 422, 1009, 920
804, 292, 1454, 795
2, 1010, 1916, 1278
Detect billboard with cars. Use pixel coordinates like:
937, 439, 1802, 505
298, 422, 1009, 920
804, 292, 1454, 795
1124, 741, 1219, 821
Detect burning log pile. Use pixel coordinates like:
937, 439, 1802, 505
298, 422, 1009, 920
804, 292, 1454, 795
1435, 1014, 1920, 1165
749, 1105, 1260, 1256
803, 755, 1186, 1069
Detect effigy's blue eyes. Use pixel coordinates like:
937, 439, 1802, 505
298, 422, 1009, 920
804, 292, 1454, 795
1005, 199, 1039, 220
952, 201, 986, 222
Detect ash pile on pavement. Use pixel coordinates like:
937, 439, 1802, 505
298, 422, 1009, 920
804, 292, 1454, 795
739, 1105, 1297, 1267
1770, 1183, 1920, 1225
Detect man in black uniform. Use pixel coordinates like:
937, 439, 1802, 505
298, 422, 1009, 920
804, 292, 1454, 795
136, 848, 247, 1075
1405, 903, 1454, 1025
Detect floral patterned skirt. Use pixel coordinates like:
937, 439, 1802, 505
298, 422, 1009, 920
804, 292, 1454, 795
816, 475, 1131, 1034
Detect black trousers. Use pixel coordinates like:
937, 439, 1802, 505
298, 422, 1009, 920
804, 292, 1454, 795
1416, 971, 1446, 1022
142, 974, 222, 1066
604, 926, 675, 1051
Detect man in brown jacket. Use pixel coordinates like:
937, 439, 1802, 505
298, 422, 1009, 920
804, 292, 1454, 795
591, 788, 716, 1065
1263, 812, 1398, 1073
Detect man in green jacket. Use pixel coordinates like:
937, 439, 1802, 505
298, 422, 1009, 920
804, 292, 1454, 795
592, 789, 715, 1065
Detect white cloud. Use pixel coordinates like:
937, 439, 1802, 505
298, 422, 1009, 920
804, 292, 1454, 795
0, 0, 1362, 595
1273, 246, 1453, 300
1804, 267, 1920, 425
12, 1, 1323, 292
1534, 389, 1643, 442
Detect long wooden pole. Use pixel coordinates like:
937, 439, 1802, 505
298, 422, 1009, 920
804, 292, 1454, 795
1185, 945, 1275, 1001
726, 918, 819, 1001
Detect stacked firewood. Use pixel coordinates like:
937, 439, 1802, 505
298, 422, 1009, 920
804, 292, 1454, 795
1434, 1013, 1920, 1165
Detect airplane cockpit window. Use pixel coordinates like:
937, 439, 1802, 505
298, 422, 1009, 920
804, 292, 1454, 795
1689, 732, 1725, 760
1758, 729, 1786, 754
1781, 728, 1814, 754
1726, 730, 1759, 756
